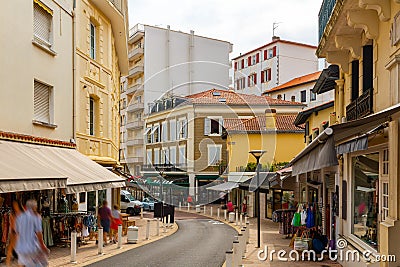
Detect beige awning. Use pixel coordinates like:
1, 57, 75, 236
0, 140, 125, 193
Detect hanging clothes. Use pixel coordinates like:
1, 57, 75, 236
42, 216, 53, 247
306, 206, 315, 228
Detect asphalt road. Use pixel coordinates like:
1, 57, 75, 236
87, 214, 236, 267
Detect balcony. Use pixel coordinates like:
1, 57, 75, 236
346, 88, 373, 121
127, 64, 144, 78
126, 83, 143, 95
129, 24, 145, 44
129, 47, 144, 61
127, 102, 144, 113
108, 0, 123, 15
126, 121, 144, 129
126, 156, 143, 164
126, 138, 144, 146
318, 0, 337, 41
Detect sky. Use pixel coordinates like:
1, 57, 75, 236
128, 0, 323, 58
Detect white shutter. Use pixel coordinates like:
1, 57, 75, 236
162, 121, 168, 142
170, 120, 176, 141
208, 146, 216, 165
34, 81, 50, 123
34, 2, 52, 47
170, 146, 177, 165
204, 118, 211, 135
182, 119, 188, 138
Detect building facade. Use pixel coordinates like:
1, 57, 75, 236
121, 24, 232, 176
232, 37, 319, 95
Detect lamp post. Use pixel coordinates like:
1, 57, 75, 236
249, 150, 266, 248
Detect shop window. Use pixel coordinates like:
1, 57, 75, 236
352, 152, 379, 249
79, 192, 86, 203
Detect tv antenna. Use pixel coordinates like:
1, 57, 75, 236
273, 22, 282, 37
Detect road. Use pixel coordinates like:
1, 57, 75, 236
87, 212, 237, 267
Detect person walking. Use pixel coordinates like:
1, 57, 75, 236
110, 205, 122, 244
15, 199, 49, 267
98, 200, 112, 245
6, 200, 24, 266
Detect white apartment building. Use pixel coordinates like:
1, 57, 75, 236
121, 24, 232, 175
232, 37, 319, 95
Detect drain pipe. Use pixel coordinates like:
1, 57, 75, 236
72, 0, 77, 142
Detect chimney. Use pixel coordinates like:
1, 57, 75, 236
265, 108, 276, 129
272, 36, 280, 41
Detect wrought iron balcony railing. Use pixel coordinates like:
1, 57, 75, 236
346, 88, 373, 121
318, 0, 337, 41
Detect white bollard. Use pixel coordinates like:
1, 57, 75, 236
140, 207, 143, 219
204, 205, 206, 214
240, 214, 243, 228
187, 203, 190, 212
98, 228, 104, 254
163, 221, 167, 233
242, 227, 247, 253
235, 211, 238, 226
210, 206, 213, 217
167, 214, 171, 227
118, 224, 122, 249
156, 219, 160, 236
238, 233, 244, 259
224, 210, 227, 221
240, 231, 246, 258
233, 240, 241, 267
146, 219, 150, 240
226, 250, 234, 267
245, 216, 248, 224
217, 208, 220, 219
70, 231, 77, 263
246, 222, 250, 244
179, 202, 181, 210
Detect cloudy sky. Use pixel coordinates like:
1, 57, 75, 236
128, 0, 323, 58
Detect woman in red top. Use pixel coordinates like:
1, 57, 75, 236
227, 200, 234, 212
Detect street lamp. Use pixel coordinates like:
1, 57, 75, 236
249, 150, 266, 248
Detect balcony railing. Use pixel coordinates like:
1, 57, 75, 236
128, 47, 144, 60
108, 0, 123, 15
318, 0, 337, 40
128, 64, 144, 77
129, 24, 145, 38
126, 121, 144, 129
142, 164, 187, 172
346, 88, 374, 121
127, 102, 144, 113
126, 138, 144, 146
126, 83, 143, 95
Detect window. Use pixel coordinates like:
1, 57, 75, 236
161, 121, 168, 142
170, 120, 176, 141
277, 94, 282, 100
241, 59, 244, 69
247, 56, 252, 66
351, 60, 359, 101
236, 77, 246, 90
34, 80, 52, 124
234, 62, 238, 71
267, 47, 277, 59
161, 147, 168, 164
291, 95, 296, 102
207, 144, 222, 166
169, 146, 177, 165
89, 97, 95, 135
136, 113, 142, 120
135, 95, 142, 103
151, 125, 160, 143
204, 118, 222, 135
33, 1, 52, 48
252, 54, 259, 65
144, 127, 151, 143
154, 148, 160, 165
300, 90, 307, 102
261, 69, 272, 83
362, 45, 373, 92
248, 73, 257, 87
90, 22, 96, 59
352, 152, 379, 249
381, 149, 389, 221
310, 90, 316, 101
178, 119, 188, 139
146, 149, 152, 165
79, 192, 86, 203
179, 146, 186, 165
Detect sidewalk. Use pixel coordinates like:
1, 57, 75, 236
181, 205, 342, 267
2, 213, 178, 267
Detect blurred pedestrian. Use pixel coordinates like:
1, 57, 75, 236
227, 200, 235, 213
6, 200, 24, 266
110, 205, 122, 244
98, 200, 112, 245
15, 199, 49, 267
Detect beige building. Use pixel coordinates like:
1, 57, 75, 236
74, 0, 128, 167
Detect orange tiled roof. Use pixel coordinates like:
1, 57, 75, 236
224, 114, 303, 133
265, 71, 322, 94
186, 89, 303, 106
0, 131, 76, 148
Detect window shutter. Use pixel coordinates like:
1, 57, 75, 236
34, 81, 50, 123
204, 118, 211, 135
272, 46, 277, 57
234, 62, 238, 70
248, 76, 251, 87
241, 59, 244, 68
304, 122, 309, 143
247, 56, 251, 66
267, 69, 271, 81
264, 50, 267, 60
342, 180, 347, 220
33, 3, 52, 46
170, 120, 176, 141
261, 71, 265, 83
254, 73, 257, 84
256, 53, 259, 63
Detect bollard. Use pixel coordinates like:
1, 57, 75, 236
98, 227, 104, 254
238, 233, 244, 259
156, 219, 160, 236
210, 206, 213, 217
242, 227, 247, 253
233, 240, 241, 267
224, 209, 227, 221
225, 250, 234, 267
240, 230, 246, 258
187, 203, 190, 212
235, 211, 238, 226
179, 202, 181, 210
167, 214, 171, 227
140, 207, 143, 219
118, 224, 122, 249
246, 222, 250, 244
163, 221, 167, 233
245, 216, 248, 224
217, 208, 220, 219
146, 219, 150, 240
70, 231, 77, 263
240, 214, 243, 228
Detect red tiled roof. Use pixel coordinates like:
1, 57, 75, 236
224, 114, 303, 133
186, 89, 304, 106
265, 71, 322, 94
232, 39, 317, 60
0, 131, 76, 148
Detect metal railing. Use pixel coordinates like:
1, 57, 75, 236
346, 88, 374, 121
318, 0, 337, 40
129, 24, 145, 38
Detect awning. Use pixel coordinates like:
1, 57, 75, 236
312, 65, 339, 94
239, 172, 277, 192
336, 136, 368, 154
0, 140, 125, 193
206, 181, 238, 192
